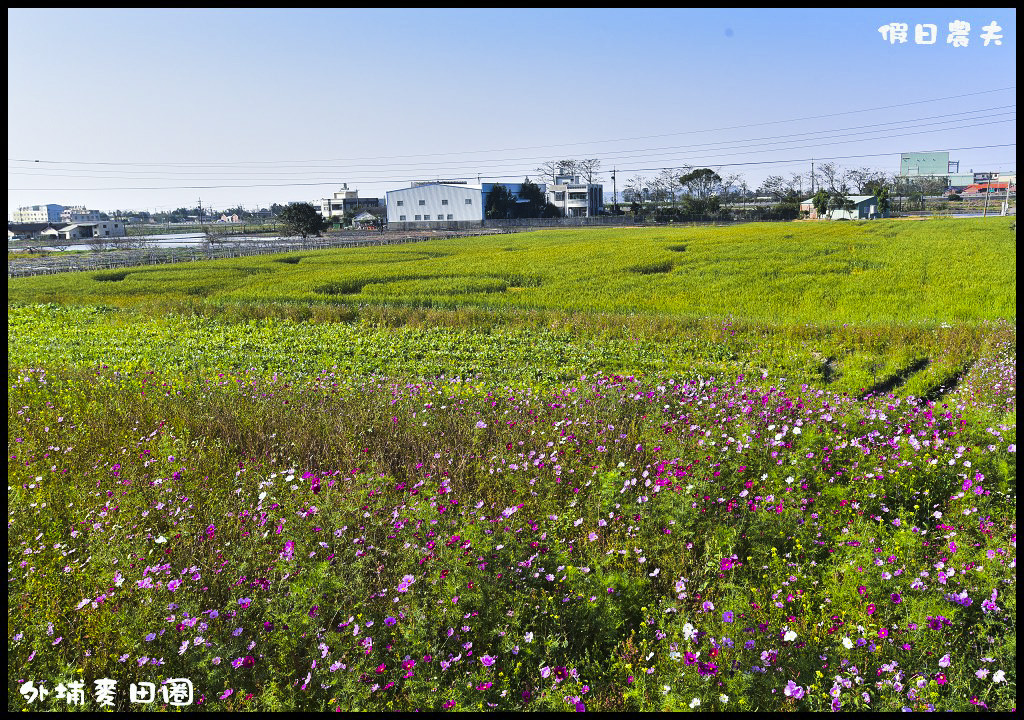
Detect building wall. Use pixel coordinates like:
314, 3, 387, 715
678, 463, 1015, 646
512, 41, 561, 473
544, 177, 603, 217
59, 221, 126, 239
13, 204, 64, 223
900, 152, 950, 177
386, 184, 483, 224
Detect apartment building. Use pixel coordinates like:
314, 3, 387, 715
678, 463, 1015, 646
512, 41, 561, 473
545, 175, 603, 217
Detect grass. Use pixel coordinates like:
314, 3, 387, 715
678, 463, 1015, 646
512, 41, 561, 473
7, 218, 1016, 711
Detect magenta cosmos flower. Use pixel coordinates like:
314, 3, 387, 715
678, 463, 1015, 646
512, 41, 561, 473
784, 680, 805, 699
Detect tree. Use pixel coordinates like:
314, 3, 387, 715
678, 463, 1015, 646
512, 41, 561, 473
278, 202, 327, 239
721, 173, 745, 204
535, 159, 582, 185
812, 190, 830, 218
828, 190, 856, 216
678, 168, 724, 217
540, 202, 564, 218
815, 162, 844, 194
516, 178, 547, 218
654, 168, 681, 204
622, 175, 647, 204
678, 168, 723, 201
875, 186, 891, 216
847, 167, 889, 195
576, 158, 602, 184
759, 175, 803, 203
485, 184, 517, 219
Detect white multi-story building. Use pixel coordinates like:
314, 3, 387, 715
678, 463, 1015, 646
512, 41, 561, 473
13, 204, 65, 223
545, 175, 603, 217
60, 206, 103, 223
319, 184, 380, 220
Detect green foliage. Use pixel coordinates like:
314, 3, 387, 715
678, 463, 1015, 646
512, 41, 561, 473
812, 190, 830, 217
485, 185, 517, 220
278, 203, 327, 239
516, 179, 547, 218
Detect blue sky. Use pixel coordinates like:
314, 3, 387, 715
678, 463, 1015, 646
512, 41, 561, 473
7, 8, 1016, 216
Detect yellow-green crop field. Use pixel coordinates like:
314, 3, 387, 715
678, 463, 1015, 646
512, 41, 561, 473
8, 219, 1016, 712
9, 218, 1016, 323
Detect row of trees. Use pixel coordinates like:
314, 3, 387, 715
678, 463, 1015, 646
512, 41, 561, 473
484, 179, 563, 220
618, 161, 955, 220
111, 205, 285, 224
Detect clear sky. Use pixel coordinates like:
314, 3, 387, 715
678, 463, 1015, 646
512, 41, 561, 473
7, 8, 1017, 217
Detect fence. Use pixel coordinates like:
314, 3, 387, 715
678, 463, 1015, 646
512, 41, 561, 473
483, 215, 632, 228
387, 215, 633, 232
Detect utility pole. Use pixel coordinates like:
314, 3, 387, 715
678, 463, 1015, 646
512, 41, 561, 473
810, 159, 814, 195
983, 184, 991, 217
610, 167, 618, 215
1001, 178, 1011, 216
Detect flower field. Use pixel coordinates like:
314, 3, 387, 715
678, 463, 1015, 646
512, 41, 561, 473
8, 220, 1016, 711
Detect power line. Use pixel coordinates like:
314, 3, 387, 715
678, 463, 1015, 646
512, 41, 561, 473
10, 145, 1015, 192
8, 117, 1016, 186
10, 106, 1015, 179
8, 87, 1015, 168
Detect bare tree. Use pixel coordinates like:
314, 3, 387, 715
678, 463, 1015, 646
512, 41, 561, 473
846, 167, 889, 195
622, 175, 648, 204
789, 172, 806, 198
721, 173, 745, 203
760, 174, 803, 202
655, 168, 680, 203
534, 161, 561, 186
535, 159, 583, 185
816, 162, 850, 195
556, 159, 579, 178
577, 158, 602, 184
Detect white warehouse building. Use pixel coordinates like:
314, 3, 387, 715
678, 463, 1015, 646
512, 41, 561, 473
387, 182, 483, 230
386, 181, 550, 230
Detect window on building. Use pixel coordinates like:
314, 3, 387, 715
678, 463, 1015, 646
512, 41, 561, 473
418, 200, 426, 206
424, 215, 430, 220
441, 199, 448, 205
415, 215, 421, 221
447, 214, 453, 220
399, 215, 406, 221
465, 199, 472, 204
397, 200, 404, 206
